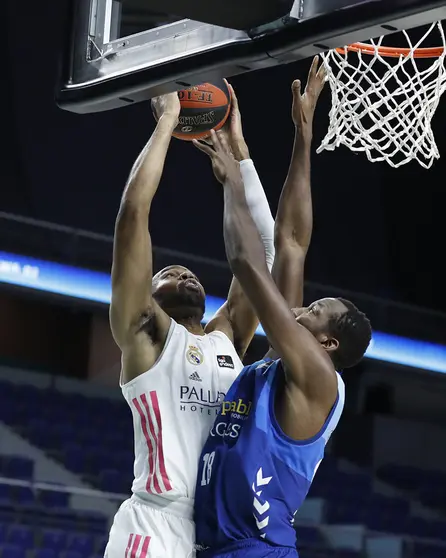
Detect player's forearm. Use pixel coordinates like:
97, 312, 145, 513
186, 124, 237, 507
121, 114, 177, 211
274, 131, 313, 249
240, 160, 275, 270
222, 172, 269, 281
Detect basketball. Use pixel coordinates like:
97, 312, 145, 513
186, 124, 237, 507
172, 80, 232, 141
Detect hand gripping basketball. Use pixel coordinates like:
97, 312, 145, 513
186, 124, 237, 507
151, 92, 181, 123
193, 130, 240, 185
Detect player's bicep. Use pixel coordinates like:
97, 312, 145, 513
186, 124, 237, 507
204, 302, 234, 344
272, 236, 306, 309
110, 202, 154, 347
205, 278, 258, 358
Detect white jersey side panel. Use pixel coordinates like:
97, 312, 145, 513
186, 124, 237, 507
121, 319, 242, 503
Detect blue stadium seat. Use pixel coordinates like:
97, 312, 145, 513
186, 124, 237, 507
424, 520, 446, 541
0, 484, 13, 509
418, 481, 446, 510
40, 488, 70, 509
79, 511, 108, 534
3, 456, 34, 480
1, 544, 24, 558
0, 521, 9, 544
62, 552, 84, 558
62, 445, 85, 475
98, 469, 121, 492
41, 528, 68, 552
67, 532, 95, 554
377, 463, 422, 491
34, 549, 58, 558
0, 401, 18, 423
296, 525, 327, 548
406, 516, 432, 539
15, 486, 37, 508
7, 524, 34, 548
412, 541, 446, 558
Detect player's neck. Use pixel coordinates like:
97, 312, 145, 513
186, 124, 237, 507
177, 317, 205, 336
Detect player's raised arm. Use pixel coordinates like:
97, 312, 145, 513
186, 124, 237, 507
195, 131, 336, 402
203, 84, 275, 358
273, 56, 326, 309
110, 94, 179, 352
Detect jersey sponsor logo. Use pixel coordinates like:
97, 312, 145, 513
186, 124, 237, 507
221, 397, 251, 417
217, 354, 234, 369
209, 420, 241, 439
180, 385, 225, 415
189, 371, 202, 382
186, 345, 204, 366
209, 398, 252, 440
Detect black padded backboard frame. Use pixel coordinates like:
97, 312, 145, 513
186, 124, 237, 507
57, 0, 446, 113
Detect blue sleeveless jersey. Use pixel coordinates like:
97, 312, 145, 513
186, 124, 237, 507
194, 358, 345, 555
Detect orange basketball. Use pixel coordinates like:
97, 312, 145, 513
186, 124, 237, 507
173, 80, 232, 141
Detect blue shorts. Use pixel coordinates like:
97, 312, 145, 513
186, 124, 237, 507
198, 539, 299, 558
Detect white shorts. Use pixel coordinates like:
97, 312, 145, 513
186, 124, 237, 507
104, 497, 195, 558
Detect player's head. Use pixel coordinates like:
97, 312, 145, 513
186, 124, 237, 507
152, 265, 206, 322
294, 297, 371, 370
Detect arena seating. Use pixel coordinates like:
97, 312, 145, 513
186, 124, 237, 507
0, 378, 446, 558
0, 455, 107, 557
0, 380, 134, 495
310, 461, 446, 540
377, 463, 446, 513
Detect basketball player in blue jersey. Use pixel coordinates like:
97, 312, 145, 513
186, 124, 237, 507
192, 57, 372, 558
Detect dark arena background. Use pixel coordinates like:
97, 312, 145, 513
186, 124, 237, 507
2, 0, 446, 557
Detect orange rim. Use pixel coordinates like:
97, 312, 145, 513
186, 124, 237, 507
336, 44, 444, 58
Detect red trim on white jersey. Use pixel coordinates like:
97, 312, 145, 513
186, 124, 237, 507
147, 391, 173, 491
132, 391, 173, 495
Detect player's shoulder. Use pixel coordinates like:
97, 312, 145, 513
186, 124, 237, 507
238, 357, 278, 378
204, 326, 234, 346
252, 357, 278, 371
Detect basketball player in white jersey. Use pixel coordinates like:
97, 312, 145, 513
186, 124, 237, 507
104, 89, 276, 558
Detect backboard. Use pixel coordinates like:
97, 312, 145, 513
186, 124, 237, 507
57, 0, 446, 113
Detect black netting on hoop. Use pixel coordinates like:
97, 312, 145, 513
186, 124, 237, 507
318, 22, 446, 168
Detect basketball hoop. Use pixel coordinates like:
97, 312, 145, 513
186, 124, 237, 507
318, 22, 446, 168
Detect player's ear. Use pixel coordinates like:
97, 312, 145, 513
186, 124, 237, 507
319, 335, 339, 352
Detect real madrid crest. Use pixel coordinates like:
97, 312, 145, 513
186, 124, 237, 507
186, 345, 204, 366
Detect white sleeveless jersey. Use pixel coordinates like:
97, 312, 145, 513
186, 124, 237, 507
121, 319, 242, 506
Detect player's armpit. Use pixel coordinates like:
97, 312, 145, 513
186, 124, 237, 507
204, 277, 258, 358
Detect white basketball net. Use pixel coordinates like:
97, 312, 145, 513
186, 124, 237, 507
318, 22, 446, 168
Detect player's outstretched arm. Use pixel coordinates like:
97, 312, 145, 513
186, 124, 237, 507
195, 130, 336, 402
110, 94, 179, 354
273, 56, 326, 309
204, 84, 275, 358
